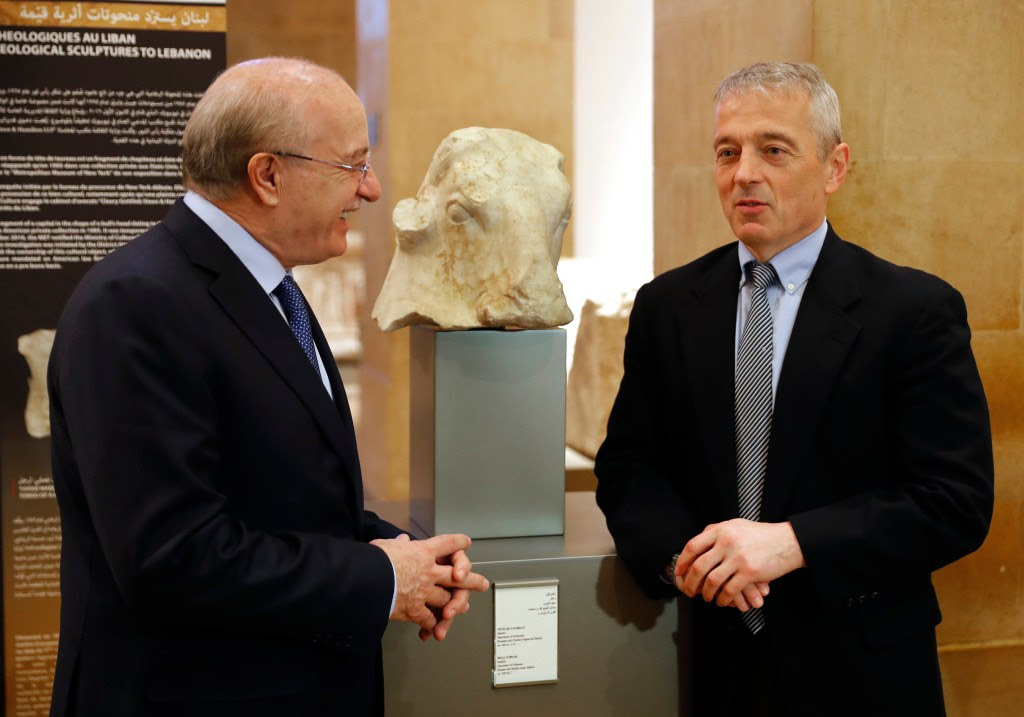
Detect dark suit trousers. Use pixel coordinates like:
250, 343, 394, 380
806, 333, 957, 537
692, 618, 947, 717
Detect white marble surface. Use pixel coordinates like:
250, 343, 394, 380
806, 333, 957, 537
373, 127, 573, 331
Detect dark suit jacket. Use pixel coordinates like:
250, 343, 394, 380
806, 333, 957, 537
48, 200, 403, 716
595, 226, 993, 716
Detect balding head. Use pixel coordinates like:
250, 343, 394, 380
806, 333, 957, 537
182, 57, 355, 199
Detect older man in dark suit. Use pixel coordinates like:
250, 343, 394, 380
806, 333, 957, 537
48, 57, 488, 716
595, 62, 993, 716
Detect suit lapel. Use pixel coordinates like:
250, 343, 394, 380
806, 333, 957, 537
308, 310, 365, 514
678, 247, 743, 516
163, 201, 360, 491
762, 228, 862, 520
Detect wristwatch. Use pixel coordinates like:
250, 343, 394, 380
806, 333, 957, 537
660, 552, 681, 584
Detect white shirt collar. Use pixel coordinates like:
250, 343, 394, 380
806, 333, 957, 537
737, 218, 828, 294
183, 190, 286, 293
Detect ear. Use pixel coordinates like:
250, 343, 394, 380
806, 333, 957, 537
247, 152, 281, 207
824, 142, 850, 196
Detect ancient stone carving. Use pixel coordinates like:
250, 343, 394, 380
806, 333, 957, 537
18, 329, 56, 439
565, 293, 635, 458
372, 127, 573, 331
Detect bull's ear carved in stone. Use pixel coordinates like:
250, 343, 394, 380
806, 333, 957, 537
372, 127, 574, 332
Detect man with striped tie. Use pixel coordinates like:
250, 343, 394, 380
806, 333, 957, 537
595, 62, 992, 716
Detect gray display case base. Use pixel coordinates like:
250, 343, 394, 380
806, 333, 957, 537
409, 327, 566, 538
376, 493, 691, 716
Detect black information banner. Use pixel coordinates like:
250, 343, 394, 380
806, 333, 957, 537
0, 2, 225, 713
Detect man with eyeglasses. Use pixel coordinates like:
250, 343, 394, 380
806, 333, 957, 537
595, 62, 993, 715
48, 57, 488, 716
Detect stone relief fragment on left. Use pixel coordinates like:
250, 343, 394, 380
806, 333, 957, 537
18, 328, 56, 439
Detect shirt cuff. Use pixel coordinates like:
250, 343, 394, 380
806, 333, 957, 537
387, 555, 398, 617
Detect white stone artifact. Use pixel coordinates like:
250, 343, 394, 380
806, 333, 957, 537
372, 127, 574, 331
565, 292, 635, 458
18, 328, 56, 439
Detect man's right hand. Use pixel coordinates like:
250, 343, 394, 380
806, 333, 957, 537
370, 533, 489, 634
673, 519, 803, 611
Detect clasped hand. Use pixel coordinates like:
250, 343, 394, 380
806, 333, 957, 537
672, 518, 804, 612
371, 533, 489, 641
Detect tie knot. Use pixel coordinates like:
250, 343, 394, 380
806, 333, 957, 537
274, 275, 303, 311
745, 261, 778, 291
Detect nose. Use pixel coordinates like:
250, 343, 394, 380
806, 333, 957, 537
733, 151, 763, 185
358, 166, 382, 203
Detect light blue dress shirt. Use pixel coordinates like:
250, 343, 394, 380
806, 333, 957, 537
735, 218, 828, 398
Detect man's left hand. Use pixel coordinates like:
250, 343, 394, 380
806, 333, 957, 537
418, 547, 485, 642
673, 519, 804, 608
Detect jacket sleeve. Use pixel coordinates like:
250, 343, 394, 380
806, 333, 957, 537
595, 284, 699, 598
789, 281, 994, 606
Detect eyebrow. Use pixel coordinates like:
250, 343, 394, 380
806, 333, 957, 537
715, 130, 799, 148
341, 147, 371, 164
760, 130, 798, 146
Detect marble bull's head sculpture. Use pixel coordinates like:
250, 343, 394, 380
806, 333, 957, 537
372, 127, 573, 331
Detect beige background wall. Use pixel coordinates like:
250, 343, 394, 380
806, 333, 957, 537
226, 0, 357, 80
653, 1, 1023, 714
355, 0, 574, 500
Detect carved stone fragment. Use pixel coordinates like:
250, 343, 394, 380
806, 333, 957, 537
18, 328, 56, 439
373, 127, 573, 331
565, 293, 635, 458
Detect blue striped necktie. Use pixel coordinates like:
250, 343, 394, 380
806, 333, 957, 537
273, 275, 322, 381
734, 260, 778, 634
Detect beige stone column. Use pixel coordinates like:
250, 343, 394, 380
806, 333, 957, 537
654, 1, 1023, 713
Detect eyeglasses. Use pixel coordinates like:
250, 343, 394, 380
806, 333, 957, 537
272, 151, 371, 183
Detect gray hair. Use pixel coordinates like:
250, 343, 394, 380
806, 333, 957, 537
182, 57, 342, 199
714, 62, 842, 160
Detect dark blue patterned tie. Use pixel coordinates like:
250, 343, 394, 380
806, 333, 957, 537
273, 275, 322, 380
734, 261, 778, 634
